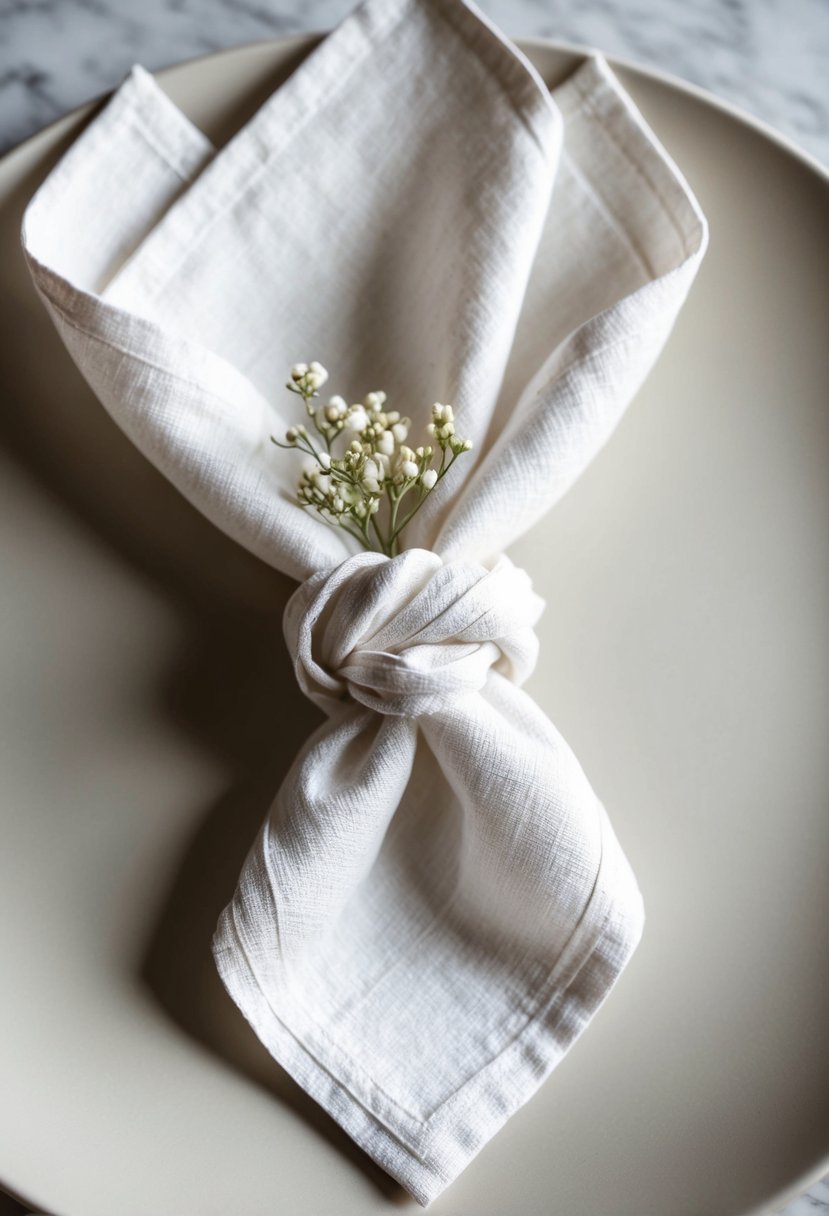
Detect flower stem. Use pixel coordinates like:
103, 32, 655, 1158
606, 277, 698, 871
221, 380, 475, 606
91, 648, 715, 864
386, 450, 457, 548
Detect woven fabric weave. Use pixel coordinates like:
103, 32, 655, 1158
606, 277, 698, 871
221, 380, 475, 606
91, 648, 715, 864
22, 0, 707, 1200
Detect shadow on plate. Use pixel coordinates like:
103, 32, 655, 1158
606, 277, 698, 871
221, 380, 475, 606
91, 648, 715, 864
0, 73, 407, 1209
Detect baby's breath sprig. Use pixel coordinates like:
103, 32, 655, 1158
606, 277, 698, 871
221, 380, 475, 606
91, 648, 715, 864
272, 362, 472, 557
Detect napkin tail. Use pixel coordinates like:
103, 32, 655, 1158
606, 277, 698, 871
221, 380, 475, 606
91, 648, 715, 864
213, 804, 640, 1206
213, 674, 644, 1205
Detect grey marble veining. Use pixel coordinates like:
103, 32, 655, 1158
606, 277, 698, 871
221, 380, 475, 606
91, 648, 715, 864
782, 1173, 829, 1215
0, 0, 828, 164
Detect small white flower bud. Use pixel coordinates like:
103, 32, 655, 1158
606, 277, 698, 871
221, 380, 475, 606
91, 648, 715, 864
376, 430, 395, 456
291, 363, 308, 381
318, 452, 331, 470
325, 395, 347, 422
400, 460, 418, 479
391, 422, 409, 443
285, 427, 298, 442
420, 468, 438, 490
345, 406, 368, 432
308, 361, 328, 384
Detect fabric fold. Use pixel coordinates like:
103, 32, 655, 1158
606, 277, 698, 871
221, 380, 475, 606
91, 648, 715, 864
21, 0, 707, 1203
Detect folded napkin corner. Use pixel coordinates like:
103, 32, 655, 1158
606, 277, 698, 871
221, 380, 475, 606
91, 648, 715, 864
21, 0, 706, 1203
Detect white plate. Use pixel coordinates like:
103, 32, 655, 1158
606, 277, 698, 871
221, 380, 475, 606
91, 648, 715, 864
1, 35, 827, 1216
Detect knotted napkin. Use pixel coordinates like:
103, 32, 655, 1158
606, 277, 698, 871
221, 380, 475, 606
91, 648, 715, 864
22, 0, 707, 1202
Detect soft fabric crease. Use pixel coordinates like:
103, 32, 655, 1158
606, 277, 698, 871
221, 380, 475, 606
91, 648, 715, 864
22, 0, 706, 1202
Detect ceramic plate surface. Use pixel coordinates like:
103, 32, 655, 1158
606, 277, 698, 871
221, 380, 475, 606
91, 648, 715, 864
0, 34, 827, 1216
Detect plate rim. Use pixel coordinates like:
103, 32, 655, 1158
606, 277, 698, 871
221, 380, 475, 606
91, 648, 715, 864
1, 26, 826, 1216
1, 30, 827, 188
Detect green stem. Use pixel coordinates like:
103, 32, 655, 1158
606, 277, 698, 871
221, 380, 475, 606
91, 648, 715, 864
301, 505, 365, 549
370, 509, 388, 555
386, 448, 457, 549
387, 488, 404, 557
295, 432, 329, 466
272, 433, 329, 467
363, 513, 380, 552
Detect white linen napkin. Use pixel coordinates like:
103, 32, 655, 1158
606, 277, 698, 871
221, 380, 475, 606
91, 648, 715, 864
21, 0, 707, 1202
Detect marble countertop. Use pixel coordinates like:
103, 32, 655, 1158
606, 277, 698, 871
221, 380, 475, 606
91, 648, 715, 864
1, 0, 828, 165
0, 2, 826, 1214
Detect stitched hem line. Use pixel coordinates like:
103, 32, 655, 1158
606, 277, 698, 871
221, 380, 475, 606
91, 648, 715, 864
211, 797, 641, 1205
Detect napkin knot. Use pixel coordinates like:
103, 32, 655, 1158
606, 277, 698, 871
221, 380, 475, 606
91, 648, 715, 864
284, 548, 544, 717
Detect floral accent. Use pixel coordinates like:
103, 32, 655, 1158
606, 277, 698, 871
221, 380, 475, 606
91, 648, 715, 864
273, 363, 472, 556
